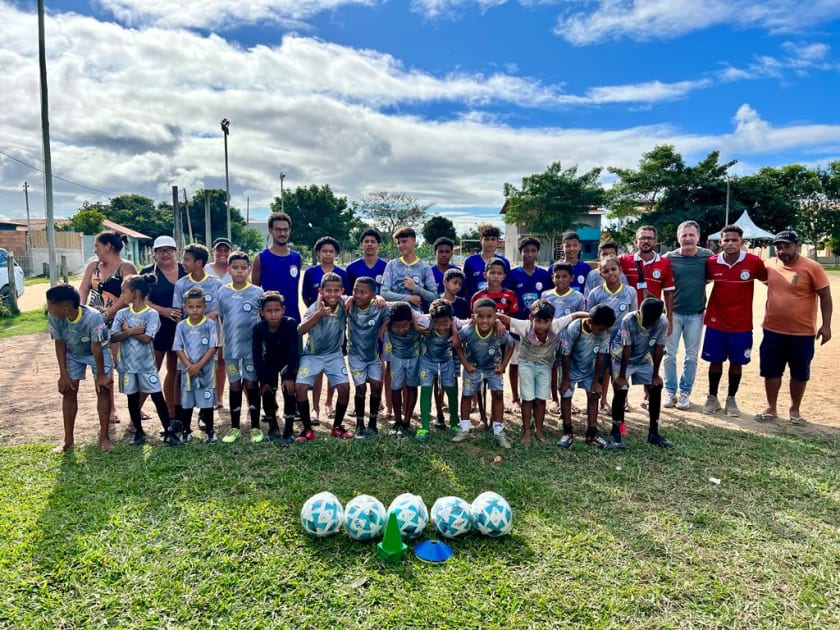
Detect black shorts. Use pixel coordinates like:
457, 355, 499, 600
759, 330, 815, 382
154, 319, 177, 353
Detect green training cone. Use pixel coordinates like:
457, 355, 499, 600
377, 512, 408, 562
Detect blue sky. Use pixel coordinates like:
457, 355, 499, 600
1, 0, 839, 234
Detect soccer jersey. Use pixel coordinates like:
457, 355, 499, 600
583, 268, 629, 297
462, 253, 511, 299
418, 315, 459, 364
110, 305, 159, 373
458, 323, 512, 371
49, 305, 110, 357
218, 283, 263, 359
541, 288, 586, 318
346, 257, 387, 294
705, 252, 767, 333
173, 316, 219, 384
470, 288, 518, 317
386, 324, 422, 360
301, 265, 350, 306
611, 311, 668, 365
619, 253, 675, 306
446, 296, 470, 320
347, 301, 389, 362
256, 249, 303, 322
567, 259, 592, 293
252, 318, 300, 383
507, 265, 552, 318
300, 301, 347, 356
173, 273, 222, 315
381, 257, 438, 306
432, 264, 459, 295
586, 283, 637, 334
560, 319, 610, 379
509, 315, 574, 367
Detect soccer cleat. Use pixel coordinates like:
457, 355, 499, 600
295, 429, 316, 443
494, 432, 512, 449
388, 424, 400, 436
266, 427, 282, 441
703, 395, 721, 414
605, 435, 627, 451
354, 425, 366, 440
724, 396, 741, 417
222, 428, 241, 444
130, 431, 147, 447
452, 429, 471, 443
330, 426, 354, 439
663, 392, 678, 408
647, 433, 674, 448
415, 429, 430, 443
675, 392, 691, 410
206, 432, 218, 444
250, 428, 264, 443
364, 427, 379, 438
434, 417, 447, 430
163, 432, 184, 446
557, 433, 575, 449
585, 435, 607, 449
280, 435, 295, 446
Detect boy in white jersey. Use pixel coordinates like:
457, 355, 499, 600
47, 284, 114, 453
111, 273, 183, 446
173, 288, 220, 443
173, 243, 223, 318
418, 299, 461, 442
380, 226, 438, 309
384, 301, 424, 436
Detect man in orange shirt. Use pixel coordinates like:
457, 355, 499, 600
756, 231, 832, 425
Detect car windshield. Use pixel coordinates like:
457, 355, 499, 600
0, 249, 7, 265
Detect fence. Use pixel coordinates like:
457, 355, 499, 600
30, 230, 83, 250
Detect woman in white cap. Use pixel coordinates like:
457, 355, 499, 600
140, 236, 187, 418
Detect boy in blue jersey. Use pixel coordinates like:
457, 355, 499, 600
561, 231, 594, 293
607, 297, 673, 450
173, 243, 223, 318
217, 252, 264, 443
385, 301, 424, 436
381, 226, 438, 309
454, 297, 514, 448
345, 277, 389, 438
417, 299, 461, 441
47, 284, 114, 453
557, 304, 616, 449
301, 236, 350, 306
173, 288, 220, 443
432, 237, 459, 295
251, 212, 303, 323
346, 228, 387, 293
462, 224, 511, 300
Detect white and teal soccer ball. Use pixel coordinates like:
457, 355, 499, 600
343, 494, 387, 541
387, 493, 429, 540
471, 491, 513, 538
300, 491, 344, 538
431, 496, 473, 539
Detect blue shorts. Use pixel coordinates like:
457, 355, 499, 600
226, 357, 257, 384
702, 328, 753, 365
518, 360, 551, 401
66, 350, 113, 381
348, 354, 383, 386
296, 353, 349, 387
611, 360, 654, 387
390, 354, 419, 389
461, 368, 503, 397
759, 330, 815, 382
119, 372, 162, 395
419, 354, 457, 387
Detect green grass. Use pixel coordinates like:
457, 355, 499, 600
1, 426, 837, 628
0, 308, 47, 337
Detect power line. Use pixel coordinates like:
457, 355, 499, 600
0, 148, 114, 196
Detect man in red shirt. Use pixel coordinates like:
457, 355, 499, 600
702, 225, 767, 417
619, 225, 675, 332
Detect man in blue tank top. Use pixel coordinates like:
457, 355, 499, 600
251, 212, 303, 322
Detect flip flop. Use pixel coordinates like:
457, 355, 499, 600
789, 415, 807, 426
109, 415, 120, 424
753, 412, 778, 423
548, 402, 561, 415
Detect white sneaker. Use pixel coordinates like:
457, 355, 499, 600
452, 429, 471, 443
703, 395, 721, 415
725, 396, 741, 417
675, 392, 691, 410
663, 392, 678, 408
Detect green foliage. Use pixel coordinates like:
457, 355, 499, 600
109, 194, 174, 239
270, 185, 363, 253
422, 215, 457, 244
181, 189, 258, 252
354, 192, 433, 239
64, 203, 106, 234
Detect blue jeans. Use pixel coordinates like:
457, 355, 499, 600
664, 312, 703, 395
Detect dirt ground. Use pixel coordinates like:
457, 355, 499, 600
2, 276, 838, 447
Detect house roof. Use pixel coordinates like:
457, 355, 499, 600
102, 220, 151, 240
707, 210, 775, 241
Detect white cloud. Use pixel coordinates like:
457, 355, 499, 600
560, 79, 710, 104
718, 41, 835, 82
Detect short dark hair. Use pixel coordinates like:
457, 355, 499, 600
268, 212, 291, 229
552, 262, 573, 276
485, 258, 506, 273
636, 225, 658, 239
184, 243, 209, 266
260, 291, 285, 308
518, 236, 540, 252
184, 287, 205, 302
479, 224, 501, 239
640, 297, 664, 328
320, 271, 343, 288
96, 230, 127, 253
228, 251, 250, 265
599, 240, 619, 254
359, 228, 381, 244
46, 284, 81, 308
721, 224, 743, 238
444, 268, 465, 282
434, 237, 454, 252
589, 304, 616, 328
353, 276, 377, 293
389, 301, 413, 323
429, 299, 454, 320
125, 273, 158, 298
599, 256, 620, 272
393, 226, 416, 240
562, 231, 580, 244
314, 236, 340, 254
530, 299, 554, 321
473, 297, 496, 312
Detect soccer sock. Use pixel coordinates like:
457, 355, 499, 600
200, 407, 214, 434
648, 385, 662, 435
419, 386, 433, 431
245, 386, 261, 427
149, 391, 170, 431
492, 421, 504, 435
126, 392, 143, 433
727, 372, 742, 398
392, 389, 403, 426
445, 386, 459, 426
297, 398, 312, 431
354, 394, 366, 428
563, 422, 574, 434
611, 388, 628, 436
262, 389, 278, 421
282, 388, 297, 418
708, 370, 722, 397
229, 389, 243, 429
585, 425, 598, 439
179, 407, 193, 433
282, 413, 294, 438
333, 400, 348, 429
368, 395, 380, 430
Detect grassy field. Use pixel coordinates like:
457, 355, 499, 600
0, 308, 47, 338
1, 425, 837, 628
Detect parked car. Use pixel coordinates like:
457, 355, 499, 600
0, 248, 26, 305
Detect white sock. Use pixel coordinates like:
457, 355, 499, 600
459, 419, 471, 431
492, 422, 504, 436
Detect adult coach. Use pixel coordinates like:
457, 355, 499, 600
757, 230, 832, 425
251, 212, 302, 322
662, 221, 713, 409
619, 225, 675, 320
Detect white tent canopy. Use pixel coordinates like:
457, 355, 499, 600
707, 210, 775, 241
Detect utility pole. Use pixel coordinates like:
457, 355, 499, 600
221, 118, 231, 241
38, 0, 57, 286
725, 176, 731, 226
204, 190, 212, 247
280, 172, 286, 213
172, 186, 182, 249
23, 182, 32, 252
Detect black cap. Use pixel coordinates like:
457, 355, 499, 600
212, 237, 233, 249
773, 230, 799, 245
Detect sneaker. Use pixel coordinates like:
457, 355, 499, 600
280, 435, 295, 446
163, 433, 184, 446
222, 428, 241, 444
354, 425, 366, 439
663, 392, 678, 408
585, 435, 607, 449
182, 431, 193, 444
434, 417, 447, 430
388, 424, 400, 436
452, 429, 471, 443
206, 432, 218, 444
647, 433, 674, 448
605, 435, 627, 451
266, 427, 282, 441
415, 429, 430, 443
330, 426, 354, 439
250, 428, 264, 443
494, 432, 512, 449
619, 421, 627, 436
364, 427, 379, 439
130, 431, 147, 447
557, 433, 575, 449
295, 429, 316, 443
311, 413, 321, 427
724, 396, 741, 417
703, 395, 721, 415
675, 392, 691, 410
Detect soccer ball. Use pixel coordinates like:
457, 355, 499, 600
343, 494, 387, 541
386, 493, 429, 540
300, 491, 344, 538
471, 491, 513, 537
430, 496, 472, 539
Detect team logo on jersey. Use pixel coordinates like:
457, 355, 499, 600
201, 336, 209, 345
593, 346, 601, 353
290, 266, 299, 278
368, 319, 376, 326
412, 276, 420, 283
488, 348, 495, 355
619, 303, 628, 311
205, 295, 212, 303
246, 364, 254, 372
243, 303, 253, 312
299, 367, 310, 377
577, 275, 585, 284
228, 364, 237, 375
564, 308, 571, 314
149, 375, 159, 384
341, 366, 348, 375
652, 270, 662, 279
740, 271, 750, 280
649, 339, 656, 346
376, 274, 384, 284
536, 282, 543, 291
81, 336, 90, 342
204, 390, 213, 399
744, 348, 751, 359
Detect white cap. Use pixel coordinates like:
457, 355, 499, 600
153, 235, 176, 249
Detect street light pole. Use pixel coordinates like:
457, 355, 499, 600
725, 175, 731, 226
23, 182, 32, 252
221, 118, 231, 241
279, 172, 286, 213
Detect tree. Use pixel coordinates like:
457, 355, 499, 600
182, 189, 262, 253
503, 161, 604, 252
422, 215, 457, 245
108, 194, 173, 238
270, 185, 363, 254
65, 202, 106, 234
354, 192, 434, 239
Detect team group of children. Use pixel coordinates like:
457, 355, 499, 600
45, 225, 675, 454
